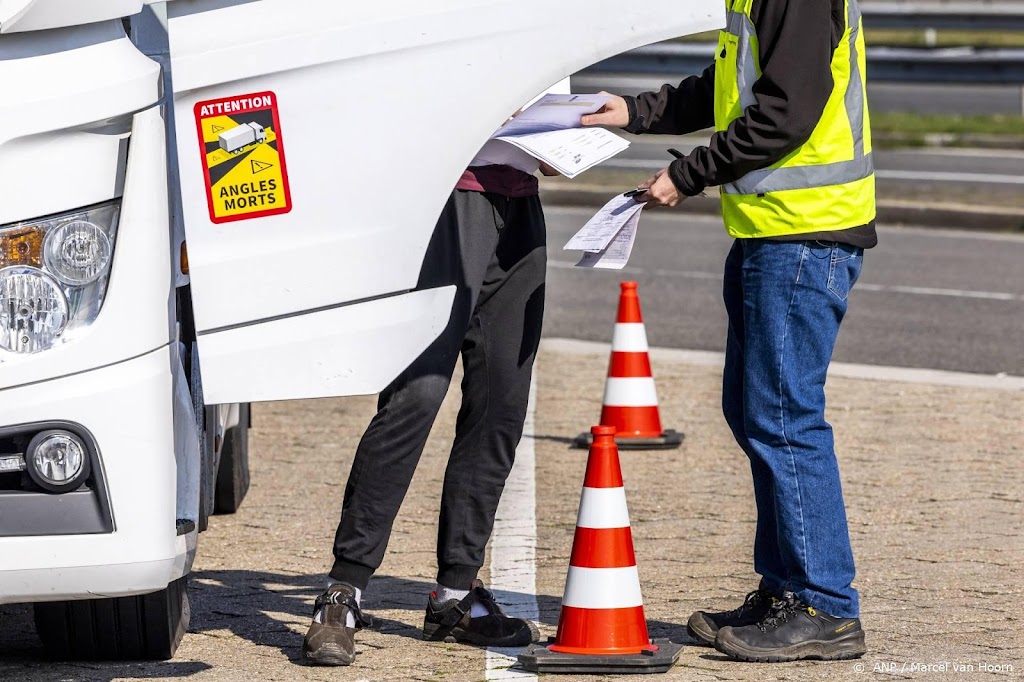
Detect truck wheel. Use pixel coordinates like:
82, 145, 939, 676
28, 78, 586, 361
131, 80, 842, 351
214, 402, 251, 514
33, 576, 190, 661
197, 404, 217, 532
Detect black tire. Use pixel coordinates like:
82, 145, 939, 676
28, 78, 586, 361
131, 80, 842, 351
214, 403, 250, 514
197, 404, 217, 532
33, 576, 190, 661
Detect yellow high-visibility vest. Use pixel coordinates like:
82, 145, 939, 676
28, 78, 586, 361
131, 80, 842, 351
715, 0, 876, 237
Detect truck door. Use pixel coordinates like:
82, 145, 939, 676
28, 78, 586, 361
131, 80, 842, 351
166, 0, 724, 404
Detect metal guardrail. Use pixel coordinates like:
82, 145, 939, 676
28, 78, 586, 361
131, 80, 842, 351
862, 2, 1024, 32
591, 42, 1024, 85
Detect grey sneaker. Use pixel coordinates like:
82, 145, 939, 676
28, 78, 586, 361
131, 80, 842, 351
303, 583, 371, 666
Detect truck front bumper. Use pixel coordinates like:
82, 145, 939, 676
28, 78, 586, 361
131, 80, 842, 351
0, 345, 187, 604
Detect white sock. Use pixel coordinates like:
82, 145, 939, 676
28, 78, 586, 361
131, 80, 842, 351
315, 581, 362, 628
436, 584, 490, 618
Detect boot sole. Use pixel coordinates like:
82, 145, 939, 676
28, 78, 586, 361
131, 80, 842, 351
715, 630, 867, 663
304, 643, 355, 666
422, 619, 541, 647
685, 613, 717, 647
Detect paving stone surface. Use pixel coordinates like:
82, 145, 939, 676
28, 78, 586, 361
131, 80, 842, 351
1, 345, 1020, 681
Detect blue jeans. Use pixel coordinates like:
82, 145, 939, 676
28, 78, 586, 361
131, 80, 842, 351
722, 238, 863, 619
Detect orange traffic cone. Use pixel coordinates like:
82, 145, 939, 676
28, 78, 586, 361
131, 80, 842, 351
574, 282, 683, 450
519, 426, 682, 674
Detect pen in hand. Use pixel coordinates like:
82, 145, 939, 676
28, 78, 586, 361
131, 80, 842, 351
665, 148, 705, 197
623, 149, 686, 199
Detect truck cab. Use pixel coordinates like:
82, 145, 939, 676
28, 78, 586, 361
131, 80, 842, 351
0, 0, 723, 660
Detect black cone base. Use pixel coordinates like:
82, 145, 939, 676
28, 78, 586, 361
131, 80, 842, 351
572, 429, 684, 451
518, 638, 683, 675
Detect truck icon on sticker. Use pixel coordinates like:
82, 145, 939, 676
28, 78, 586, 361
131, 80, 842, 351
218, 122, 267, 154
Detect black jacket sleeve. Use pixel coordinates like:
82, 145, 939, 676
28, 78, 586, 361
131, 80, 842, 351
625, 0, 840, 196
623, 65, 716, 135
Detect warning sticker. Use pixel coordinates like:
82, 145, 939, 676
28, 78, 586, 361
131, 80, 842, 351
193, 91, 292, 224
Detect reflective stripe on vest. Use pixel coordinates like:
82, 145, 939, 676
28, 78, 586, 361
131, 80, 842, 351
719, 0, 874, 198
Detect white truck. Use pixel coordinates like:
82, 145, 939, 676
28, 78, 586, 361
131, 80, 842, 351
218, 122, 267, 154
0, 0, 723, 661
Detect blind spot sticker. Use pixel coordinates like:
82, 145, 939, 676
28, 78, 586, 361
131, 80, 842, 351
194, 91, 292, 224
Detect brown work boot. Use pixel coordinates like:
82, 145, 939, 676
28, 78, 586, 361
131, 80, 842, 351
303, 583, 371, 666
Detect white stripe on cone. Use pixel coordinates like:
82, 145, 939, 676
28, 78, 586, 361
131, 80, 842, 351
603, 377, 659, 407
562, 566, 644, 609
611, 323, 649, 352
576, 487, 631, 529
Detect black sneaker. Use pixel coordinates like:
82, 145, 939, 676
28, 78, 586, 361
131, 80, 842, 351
715, 593, 867, 662
686, 585, 775, 646
303, 583, 372, 666
423, 580, 538, 647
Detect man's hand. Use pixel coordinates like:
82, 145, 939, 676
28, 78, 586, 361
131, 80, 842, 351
580, 92, 630, 128
636, 168, 686, 208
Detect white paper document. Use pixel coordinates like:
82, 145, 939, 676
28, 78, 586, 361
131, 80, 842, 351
497, 93, 615, 135
575, 216, 640, 270
564, 194, 645, 270
497, 127, 629, 179
563, 194, 644, 252
490, 93, 629, 178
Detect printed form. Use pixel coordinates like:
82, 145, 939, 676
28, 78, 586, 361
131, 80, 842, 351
491, 94, 630, 178
564, 194, 645, 270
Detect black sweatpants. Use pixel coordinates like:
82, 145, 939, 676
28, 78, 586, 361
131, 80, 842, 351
329, 189, 547, 591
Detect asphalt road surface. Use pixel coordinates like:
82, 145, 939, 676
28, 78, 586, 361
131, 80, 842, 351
574, 73, 1024, 116
601, 136, 1024, 208
612, 137, 1024, 185
543, 206, 1024, 376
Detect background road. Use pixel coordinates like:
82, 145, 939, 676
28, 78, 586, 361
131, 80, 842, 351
595, 135, 1024, 209
574, 73, 1024, 116
613, 136, 1024, 184
543, 207, 1024, 376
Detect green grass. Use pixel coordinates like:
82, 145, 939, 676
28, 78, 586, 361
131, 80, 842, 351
871, 113, 1024, 138
678, 29, 1024, 48
868, 29, 1024, 49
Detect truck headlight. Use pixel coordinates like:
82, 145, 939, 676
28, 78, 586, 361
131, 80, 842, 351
0, 202, 119, 355
44, 220, 112, 286
0, 267, 69, 353
26, 430, 90, 493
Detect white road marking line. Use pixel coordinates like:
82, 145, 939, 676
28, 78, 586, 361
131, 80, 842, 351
876, 169, 1024, 185
541, 338, 1024, 391
486, 371, 539, 681
902, 147, 1024, 161
547, 260, 645, 275
876, 225, 1024, 243
603, 158, 669, 170
544, 204, 1024, 241
548, 261, 1023, 302
653, 268, 720, 281
597, 159, 1024, 186
855, 282, 1019, 301
545, 205, 1024, 242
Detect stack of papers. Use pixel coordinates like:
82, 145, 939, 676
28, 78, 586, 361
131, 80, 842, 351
491, 94, 630, 178
564, 194, 645, 270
